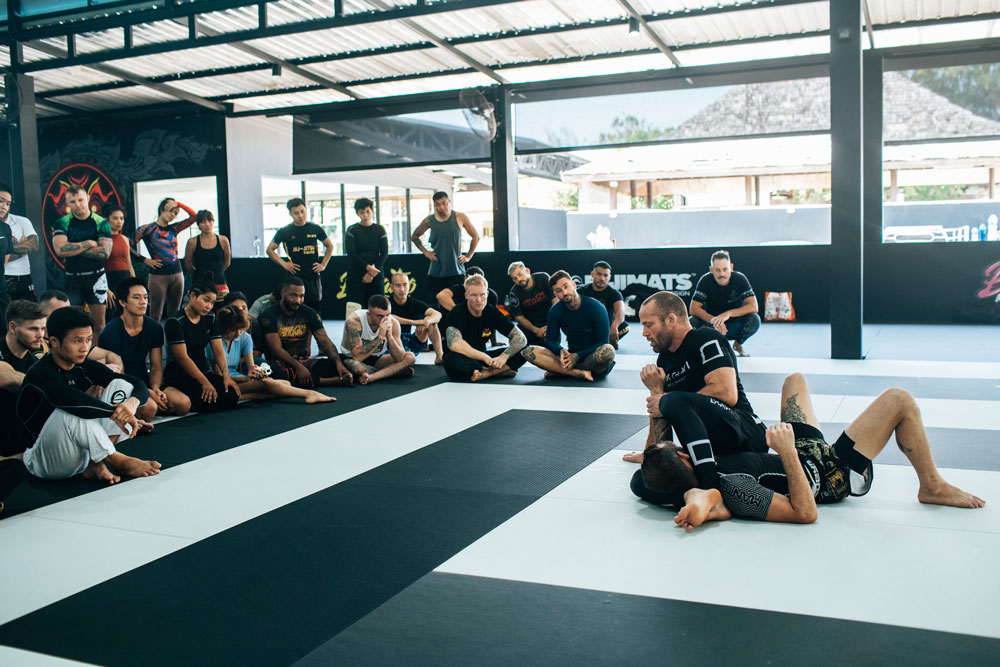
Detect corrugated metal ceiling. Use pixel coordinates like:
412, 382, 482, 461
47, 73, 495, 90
6, 0, 999, 116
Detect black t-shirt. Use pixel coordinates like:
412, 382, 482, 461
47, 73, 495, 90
390, 295, 430, 334
0, 335, 39, 374
444, 303, 514, 353
578, 283, 623, 322
271, 223, 328, 273
0, 334, 38, 444
656, 327, 755, 415
0, 220, 13, 289
508, 272, 554, 327
717, 452, 821, 521
51, 212, 112, 274
98, 316, 164, 384
258, 303, 324, 359
164, 310, 222, 377
344, 222, 388, 282
449, 283, 499, 308
691, 271, 755, 316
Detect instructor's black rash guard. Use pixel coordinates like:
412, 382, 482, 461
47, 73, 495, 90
16, 355, 149, 443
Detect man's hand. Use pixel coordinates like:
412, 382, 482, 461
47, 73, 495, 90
560, 349, 578, 370
487, 353, 508, 369
106, 362, 124, 374
366, 264, 380, 277
766, 422, 795, 454
640, 364, 666, 392
424, 250, 438, 263
283, 260, 301, 274
312, 262, 326, 274
144, 257, 163, 269
377, 315, 393, 338
609, 328, 620, 348
711, 312, 730, 335
336, 360, 354, 385
200, 381, 218, 403
151, 388, 169, 410
223, 375, 241, 398
646, 393, 665, 418
458, 254, 471, 265
110, 397, 140, 437
295, 361, 314, 387
249, 365, 267, 380
535, 325, 547, 339
361, 273, 373, 284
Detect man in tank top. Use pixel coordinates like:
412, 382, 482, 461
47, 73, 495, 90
340, 294, 416, 385
410, 191, 480, 299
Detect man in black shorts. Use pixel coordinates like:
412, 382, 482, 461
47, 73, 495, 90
505, 261, 555, 347
689, 249, 760, 357
628, 291, 766, 492
267, 197, 334, 314
443, 274, 527, 382
389, 271, 444, 363
628, 373, 986, 529
578, 261, 628, 349
259, 277, 353, 388
51, 185, 113, 336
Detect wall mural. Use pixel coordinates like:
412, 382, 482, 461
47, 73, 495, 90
977, 260, 1000, 302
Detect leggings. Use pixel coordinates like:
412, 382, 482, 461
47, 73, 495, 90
148, 272, 185, 321
658, 391, 766, 490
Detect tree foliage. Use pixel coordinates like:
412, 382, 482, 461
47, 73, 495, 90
599, 115, 672, 144
904, 64, 1000, 121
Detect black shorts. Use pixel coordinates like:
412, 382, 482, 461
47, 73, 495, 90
65, 271, 108, 306
345, 279, 384, 308
789, 422, 870, 503
270, 357, 340, 387
5, 274, 36, 301
303, 276, 322, 305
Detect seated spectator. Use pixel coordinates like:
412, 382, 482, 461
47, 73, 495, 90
211, 305, 334, 404
39, 289, 124, 372
163, 283, 241, 412
223, 291, 266, 360
435, 266, 498, 312
506, 261, 556, 347
443, 274, 527, 383
341, 294, 416, 385
99, 277, 190, 418
249, 286, 281, 319
388, 270, 444, 364
16, 307, 160, 484
578, 261, 628, 349
259, 277, 353, 388
1, 300, 46, 456
689, 250, 760, 357
522, 271, 616, 381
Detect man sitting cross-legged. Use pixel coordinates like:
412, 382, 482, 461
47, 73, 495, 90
10, 307, 160, 484
341, 294, 416, 385
522, 270, 615, 381
259, 276, 353, 388
1, 300, 46, 457
99, 277, 191, 418
389, 271, 444, 364
211, 304, 334, 404
443, 274, 527, 383
628, 372, 985, 529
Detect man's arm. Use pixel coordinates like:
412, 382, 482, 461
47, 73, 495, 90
81, 236, 112, 261
53, 233, 96, 257
82, 359, 150, 406
457, 213, 479, 262
503, 325, 527, 358
763, 423, 818, 524
689, 300, 713, 324
267, 236, 298, 273
698, 366, 738, 407
515, 315, 543, 338
445, 326, 490, 361
610, 300, 625, 330
313, 328, 346, 364
572, 299, 610, 359
264, 331, 303, 368
436, 288, 457, 311
0, 360, 24, 392
317, 237, 333, 272
726, 296, 758, 318
422, 307, 442, 325
9, 232, 38, 257
342, 315, 383, 360
410, 218, 433, 257
87, 346, 124, 373
149, 346, 164, 391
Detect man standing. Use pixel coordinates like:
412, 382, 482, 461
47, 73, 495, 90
689, 250, 760, 357
0, 184, 38, 302
0, 215, 11, 330
410, 191, 479, 298
388, 271, 444, 363
579, 261, 628, 349
522, 271, 615, 381
51, 185, 113, 336
341, 295, 416, 385
506, 261, 556, 347
633, 291, 767, 491
344, 197, 388, 312
16, 307, 161, 484
443, 275, 527, 383
259, 277, 353, 388
0, 300, 46, 456
267, 198, 334, 315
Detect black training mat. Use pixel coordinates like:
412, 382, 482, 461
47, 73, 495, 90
296, 572, 1000, 667
0, 371, 447, 518
0, 410, 646, 666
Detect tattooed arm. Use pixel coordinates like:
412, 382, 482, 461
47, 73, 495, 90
53, 233, 97, 257
81, 236, 112, 261
10, 233, 38, 257
445, 326, 490, 362
343, 315, 385, 360
504, 325, 527, 358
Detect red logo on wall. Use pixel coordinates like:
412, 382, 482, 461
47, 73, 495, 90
978, 261, 1000, 302
43, 163, 122, 268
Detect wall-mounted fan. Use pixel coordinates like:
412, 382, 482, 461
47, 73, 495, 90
459, 88, 497, 141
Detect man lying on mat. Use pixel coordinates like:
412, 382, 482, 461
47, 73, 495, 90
625, 373, 985, 528
625, 291, 767, 492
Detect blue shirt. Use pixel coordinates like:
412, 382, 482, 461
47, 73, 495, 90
545, 295, 609, 358
208, 331, 252, 377
97, 315, 164, 384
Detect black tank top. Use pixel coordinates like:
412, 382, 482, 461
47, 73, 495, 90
192, 234, 226, 285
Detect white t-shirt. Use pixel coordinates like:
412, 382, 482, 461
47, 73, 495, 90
4, 213, 34, 276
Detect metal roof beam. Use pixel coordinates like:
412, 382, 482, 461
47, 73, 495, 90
613, 0, 682, 68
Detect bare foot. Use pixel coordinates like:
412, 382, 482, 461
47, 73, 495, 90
434, 356, 444, 365
359, 372, 370, 385
470, 370, 484, 382
918, 482, 986, 508
111, 455, 162, 478
305, 391, 335, 404
622, 451, 644, 463
675, 488, 730, 530
733, 342, 749, 357
498, 369, 516, 378
400, 366, 415, 377
577, 370, 594, 382
82, 460, 120, 485
544, 370, 558, 379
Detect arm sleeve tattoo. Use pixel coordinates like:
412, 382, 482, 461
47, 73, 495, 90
505, 325, 527, 357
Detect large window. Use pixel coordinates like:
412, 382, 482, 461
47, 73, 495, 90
882, 65, 1000, 243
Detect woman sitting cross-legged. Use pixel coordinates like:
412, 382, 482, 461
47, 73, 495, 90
211, 304, 334, 405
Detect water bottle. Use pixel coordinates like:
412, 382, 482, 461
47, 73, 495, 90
979, 222, 988, 241
989, 215, 998, 241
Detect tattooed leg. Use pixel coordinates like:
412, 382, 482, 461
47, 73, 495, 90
779, 373, 820, 428
576, 344, 616, 376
